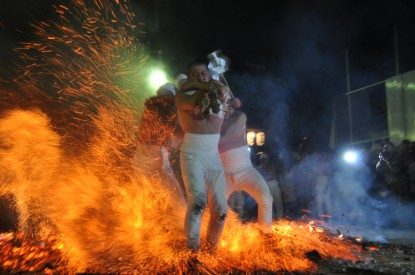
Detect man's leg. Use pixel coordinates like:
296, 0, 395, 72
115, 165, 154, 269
226, 173, 246, 219
234, 167, 273, 229
315, 175, 327, 218
180, 153, 207, 250
228, 191, 245, 218
267, 179, 283, 219
205, 156, 228, 250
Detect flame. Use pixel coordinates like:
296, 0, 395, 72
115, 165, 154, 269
0, 0, 361, 273
367, 246, 379, 251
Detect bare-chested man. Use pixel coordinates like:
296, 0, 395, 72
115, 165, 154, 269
175, 61, 230, 251
219, 104, 273, 231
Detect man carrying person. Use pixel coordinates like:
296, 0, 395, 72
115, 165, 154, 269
175, 60, 230, 251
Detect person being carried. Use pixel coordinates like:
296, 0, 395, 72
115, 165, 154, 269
175, 60, 230, 251
131, 83, 185, 204
219, 102, 273, 232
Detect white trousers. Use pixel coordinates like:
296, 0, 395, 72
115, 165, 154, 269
180, 151, 227, 250
225, 167, 273, 228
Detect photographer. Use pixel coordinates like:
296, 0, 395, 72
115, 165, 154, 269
375, 143, 406, 199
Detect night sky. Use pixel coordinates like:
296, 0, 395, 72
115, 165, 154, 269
1, 0, 415, 153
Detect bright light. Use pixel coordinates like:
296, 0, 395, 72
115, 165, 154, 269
255, 131, 265, 146
343, 150, 359, 164
148, 69, 167, 90
246, 131, 256, 146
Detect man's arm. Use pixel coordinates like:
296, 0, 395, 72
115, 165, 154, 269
180, 81, 211, 91
219, 111, 246, 146
181, 80, 230, 102
175, 90, 208, 111
176, 81, 230, 111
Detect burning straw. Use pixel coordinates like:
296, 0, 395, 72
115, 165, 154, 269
0, 0, 361, 273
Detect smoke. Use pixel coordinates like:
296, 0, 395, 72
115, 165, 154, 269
269, 5, 350, 151
228, 73, 295, 170
286, 150, 415, 242
290, 149, 415, 242
330, 161, 415, 242
330, 161, 379, 227
331, 159, 415, 227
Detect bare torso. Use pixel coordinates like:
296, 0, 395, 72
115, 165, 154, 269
219, 110, 247, 153
176, 90, 224, 134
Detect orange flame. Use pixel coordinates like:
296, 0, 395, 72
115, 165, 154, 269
0, 0, 361, 273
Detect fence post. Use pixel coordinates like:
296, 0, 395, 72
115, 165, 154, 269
345, 49, 353, 143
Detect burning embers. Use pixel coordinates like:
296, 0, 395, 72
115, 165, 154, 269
0, 109, 365, 271
0, 110, 360, 273
0, 220, 361, 273
0, 0, 364, 273
0, 232, 64, 273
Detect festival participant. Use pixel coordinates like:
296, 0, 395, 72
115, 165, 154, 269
219, 103, 273, 231
256, 152, 283, 219
175, 60, 230, 251
131, 83, 185, 203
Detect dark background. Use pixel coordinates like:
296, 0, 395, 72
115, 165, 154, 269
1, 0, 415, 154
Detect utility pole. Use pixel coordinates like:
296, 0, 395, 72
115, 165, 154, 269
394, 25, 400, 75
345, 49, 353, 143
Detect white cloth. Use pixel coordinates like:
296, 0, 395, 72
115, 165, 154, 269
220, 146, 252, 173
180, 133, 227, 250
175, 73, 187, 90
156, 83, 177, 96
181, 133, 220, 156
220, 146, 272, 228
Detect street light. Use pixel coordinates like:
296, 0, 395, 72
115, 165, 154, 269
247, 131, 256, 146
255, 131, 265, 146
148, 69, 167, 90
343, 150, 359, 165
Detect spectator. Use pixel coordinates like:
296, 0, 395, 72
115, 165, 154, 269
256, 152, 283, 219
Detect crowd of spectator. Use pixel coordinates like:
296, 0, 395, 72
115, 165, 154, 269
237, 137, 415, 225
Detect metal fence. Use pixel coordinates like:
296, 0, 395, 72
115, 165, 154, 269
331, 81, 389, 148
331, 69, 415, 148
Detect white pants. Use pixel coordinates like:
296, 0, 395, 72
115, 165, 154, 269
221, 146, 272, 228
180, 134, 227, 250
224, 167, 273, 227
266, 179, 283, 219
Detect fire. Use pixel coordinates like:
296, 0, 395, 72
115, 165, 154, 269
0, 232, 65, 272
0, 0, 361, 273
367, 246, 379, 251
0, 109, 360, 272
